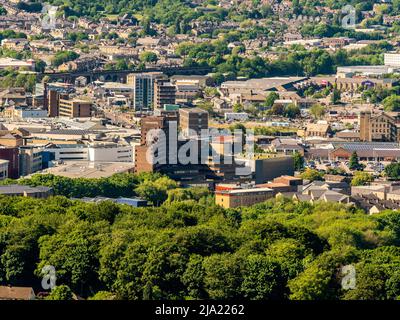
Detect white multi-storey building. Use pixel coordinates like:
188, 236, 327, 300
384, 53, 400, 67
43, 143, 133, 163
88, 143, 133, 162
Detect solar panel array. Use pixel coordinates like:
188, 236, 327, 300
332, 142, 400, 151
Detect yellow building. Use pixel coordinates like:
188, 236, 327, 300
215, 186, 274, 208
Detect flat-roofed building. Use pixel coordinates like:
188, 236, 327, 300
170, 75, 212, 88
337, 65, 397, 78
179, 107, 208, 137
59, 98, 92, 118
88, 142, 133, 162
39, 161, 135, 178
220, 77, 309, 96
153, 79, 176, 109
215, 185, 274, 208
385, 53, 400, 67
126, 72, 166, 111
135, 114, 178, 172
19, 146, 42, 176
0, 58, 35, 70
0, 185, 53, 198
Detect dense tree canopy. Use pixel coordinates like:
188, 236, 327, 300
0, 177, 398, 300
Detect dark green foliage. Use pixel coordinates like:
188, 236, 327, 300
2, 173, 139, 198
293, 151, 304, 171
51, 51, 80, 67
385, 162, 400, 179
348, 152, 364, 171
0, 173, 399, 300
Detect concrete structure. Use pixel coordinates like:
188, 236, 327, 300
215, 184, 274, 208
59, 98, 92, 118
126, 72, 166, 111
239, 155, 295, 184
384, 53, 400, 67
19, 146, 42, 177
0, 58, 35, 70
43, 143, 133, 163
224, 112, 249, 121
44, 144, 88, 161
39, 161, 135, 178
135, 114, 178, 172
153, 79, 176, 109
88, 143, 133, 162
336, 65, 397, 78
0, 185, 53, 198
359, 111, 399, 142
11, 107, 48, 120
179, 107, 209, 137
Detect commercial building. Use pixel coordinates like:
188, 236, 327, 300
88, 142, 133, 162
126, 72, 166, 111
39, 161, 135, 178
336, 65, 397, 78
0, 185, 53, 198
220, 77, 309, 96
224, 112, 249, 121
179, 108, 209, 137
44, 83, 75, 117
59, 98, 92, 118
43, 144, 88, 161
153, 79, 176, 109
384, 53, 400, 67
135, 114, 178, 172
237, 155, 295, 184
335, 77, 397, 91
215, 184, 274, 208
0, 58, 35, 70
359, 111, 399, 142
43, 143, 133, 163
97, 82, 135, 102
1, 38, 29, 51
9, 107, 48, 120
0, 133, 23, 147
170, 75, 213, 88
329, 142, 400, 162
0, 88, 27, 106
207, 135, 252, 182
19, 146, 42, 177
